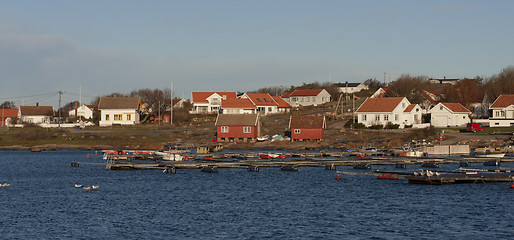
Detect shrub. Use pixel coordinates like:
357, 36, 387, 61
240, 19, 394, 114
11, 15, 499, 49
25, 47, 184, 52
351, 123, 366, 129
385, 122, 400, 129
369, 124, 384, 129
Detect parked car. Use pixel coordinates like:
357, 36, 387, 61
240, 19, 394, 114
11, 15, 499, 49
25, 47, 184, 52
466, 123, 486, 132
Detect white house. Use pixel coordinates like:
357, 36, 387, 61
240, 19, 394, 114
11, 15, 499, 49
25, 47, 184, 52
355, 97, 423, 128
190, 92, 237, 114
429, 102, 471, 127
370, 87, 387, 98
240, 93, 280, 115
283, 89, 331, 107
19, 106, 55, 124
489, 94, 514, 127
221, 98, 257, 114
272, 96, 292, 113
68, 104, 94, 120
334, 82, 369, 94
98, 97, 141, 127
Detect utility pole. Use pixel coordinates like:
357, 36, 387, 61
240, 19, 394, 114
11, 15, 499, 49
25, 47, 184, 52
170, 82, 173, 125
384, 72, 386, 85
58, 90, 63, 128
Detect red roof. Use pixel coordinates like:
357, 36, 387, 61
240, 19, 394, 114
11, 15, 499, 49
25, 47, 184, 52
290, 89, 324, 97
282, 91, 292, 98
191, 92, 237, 103
245, 93, 277, 106
441, 103, 471, 113
272, 96, 291, 108
0, 109, 19, 118
221, 98, 257, 109
403, 104, 417, 112
422, 89, 442, 103
356, 97, 405, 113
490, 94, 514, 108
289, 116, 325, 129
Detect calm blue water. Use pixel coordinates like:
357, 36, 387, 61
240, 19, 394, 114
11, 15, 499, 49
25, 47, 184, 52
0, 150, 513, 239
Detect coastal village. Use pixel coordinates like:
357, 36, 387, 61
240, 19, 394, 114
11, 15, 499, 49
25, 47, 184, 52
1, 72, 513, 159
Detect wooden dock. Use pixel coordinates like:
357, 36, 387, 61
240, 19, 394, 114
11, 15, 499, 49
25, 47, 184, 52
405, 172, 514, 185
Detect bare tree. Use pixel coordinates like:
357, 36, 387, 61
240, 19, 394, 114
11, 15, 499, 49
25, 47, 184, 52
385, 74, 429, 104
484, 66, 514, 101
442, 78, 484, 107
0, 101, 16, 109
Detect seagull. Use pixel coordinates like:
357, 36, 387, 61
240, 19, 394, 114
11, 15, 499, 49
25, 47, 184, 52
75, 184, 83, 188
82, 186, 91, 190
91, 185, 100, 189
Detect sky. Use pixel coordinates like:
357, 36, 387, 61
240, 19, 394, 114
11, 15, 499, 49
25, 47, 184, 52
0, 0, 513, 107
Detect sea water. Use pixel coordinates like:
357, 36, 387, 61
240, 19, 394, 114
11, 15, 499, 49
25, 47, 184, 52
0, 150, 513, 239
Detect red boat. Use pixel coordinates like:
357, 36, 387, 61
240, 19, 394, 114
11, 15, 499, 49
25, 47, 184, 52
377, 175, 400, 180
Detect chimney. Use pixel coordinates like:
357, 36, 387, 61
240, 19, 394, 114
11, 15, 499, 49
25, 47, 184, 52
75, 102, 78, 118
36, 102, 39, 107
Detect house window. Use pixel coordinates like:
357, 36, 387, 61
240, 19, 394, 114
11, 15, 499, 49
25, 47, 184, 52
312, 97, 316, 102
384, 115, 389, 121
306, 97, 310, 102
440, 106, 443, 110
126, 114, 131, 121
375, 115, 380, 121
257, 98, 262, 102
294, 129, 301, 134
395, 114, 399, 121
363, 115, 367, 121
114, 114, 122, 120
243, 126, 251, 133
105, 114, 110, 121
268, 107, 272, 112
264, 98, 269, 102
221, 126, 229, 133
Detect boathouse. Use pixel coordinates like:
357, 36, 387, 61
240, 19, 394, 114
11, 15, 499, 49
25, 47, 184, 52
215, 113, 260, 142
289, 115, 326, 141
98, 97, 141, 127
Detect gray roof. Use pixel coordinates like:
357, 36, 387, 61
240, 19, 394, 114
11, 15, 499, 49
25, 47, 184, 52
20, 106, 54, 116
98, 97, 141, 110
215, 114, 258, 126
334, 82, 363, 88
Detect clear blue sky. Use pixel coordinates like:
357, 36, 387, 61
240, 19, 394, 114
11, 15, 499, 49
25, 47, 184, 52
0, 0, 513, 107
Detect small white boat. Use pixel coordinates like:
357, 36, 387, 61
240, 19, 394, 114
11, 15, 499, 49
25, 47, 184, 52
155, 151, 184, 161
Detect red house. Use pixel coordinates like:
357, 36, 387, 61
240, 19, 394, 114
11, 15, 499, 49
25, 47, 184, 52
1, 109, 19, 126
215, 114, 260, 142
289, 116, 326, 141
